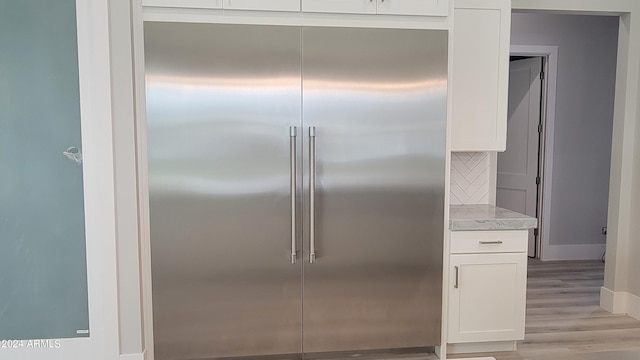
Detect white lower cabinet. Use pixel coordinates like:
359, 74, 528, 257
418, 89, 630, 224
448, 231, 528, 347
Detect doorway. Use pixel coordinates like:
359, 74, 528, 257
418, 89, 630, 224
479, 12, 640, 360
498, 13, 618, 262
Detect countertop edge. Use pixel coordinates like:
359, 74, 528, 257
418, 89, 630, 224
449, 204, 538, 231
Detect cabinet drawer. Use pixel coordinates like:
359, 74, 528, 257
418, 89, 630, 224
450, 230, 527, 254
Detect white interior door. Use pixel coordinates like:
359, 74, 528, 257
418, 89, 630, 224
497, 57, 542, 257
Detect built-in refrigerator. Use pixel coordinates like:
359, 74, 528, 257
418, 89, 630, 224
145, 22, 447, 360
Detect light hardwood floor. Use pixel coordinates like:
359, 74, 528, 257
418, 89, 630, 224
450, 259, 640, 360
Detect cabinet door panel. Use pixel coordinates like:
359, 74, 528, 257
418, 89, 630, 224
302, 0, 376, 14
143, 0, 222, 9
449, 253, 527, 343
377, 0, 448, 16
451, 0, 510, 151
224, 0, 300, 11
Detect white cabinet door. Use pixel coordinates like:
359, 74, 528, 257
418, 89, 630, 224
143, 0, 222, 9
223, 0, 300, 11
450, 0, 511, 151
302, 0, 376, 14
448, 253, 527, 343
377, 0, 448, 16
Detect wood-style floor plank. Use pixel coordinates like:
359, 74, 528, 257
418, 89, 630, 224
449, 259, 640, 360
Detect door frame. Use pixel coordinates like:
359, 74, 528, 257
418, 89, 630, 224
508, 45, 558, 261
510, 1, 640, 319
508, 44, 610, 261
4, 1, 121, 359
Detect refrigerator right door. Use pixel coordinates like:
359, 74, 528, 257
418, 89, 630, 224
301, 27, 448, 353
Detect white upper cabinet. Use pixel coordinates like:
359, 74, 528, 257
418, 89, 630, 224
143, 0, 449, 16
451, 0, 511, 151
302, 0, 376, 14
377, 0, 448, 16
303, 0, 448, 15
143, 0, 300, 11
223, 0, 300, 11
143, 0, 222, 9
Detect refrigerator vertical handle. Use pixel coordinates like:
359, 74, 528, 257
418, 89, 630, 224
290, 126, 297, 264
309, 126, 317, 264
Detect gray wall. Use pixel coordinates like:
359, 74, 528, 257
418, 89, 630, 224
511, 13, 619, 246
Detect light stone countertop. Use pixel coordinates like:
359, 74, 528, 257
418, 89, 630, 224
450, 204, 537, 231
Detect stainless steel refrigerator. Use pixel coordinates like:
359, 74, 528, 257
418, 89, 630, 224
145, 22, 447, 360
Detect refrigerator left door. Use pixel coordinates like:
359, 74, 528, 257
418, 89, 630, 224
145, 23, 303, 359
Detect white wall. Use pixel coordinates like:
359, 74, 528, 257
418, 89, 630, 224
630, 62, 640, 302
601, 10, 640, 320
510, 13, 618, 248
629, 91, 640, 315
109, 0, 145, 356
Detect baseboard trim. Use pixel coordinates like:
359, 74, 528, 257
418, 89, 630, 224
448, 341, 516, 354
121, 350, 145, 360
600, 287, 626, 313
627, 292, 640, 320
600, 287, 640, 320
541, 244, 606, 261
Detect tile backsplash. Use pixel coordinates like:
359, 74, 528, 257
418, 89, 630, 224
450, 152, 491, 205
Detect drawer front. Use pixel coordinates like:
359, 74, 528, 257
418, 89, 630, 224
450, 230, 527, 254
